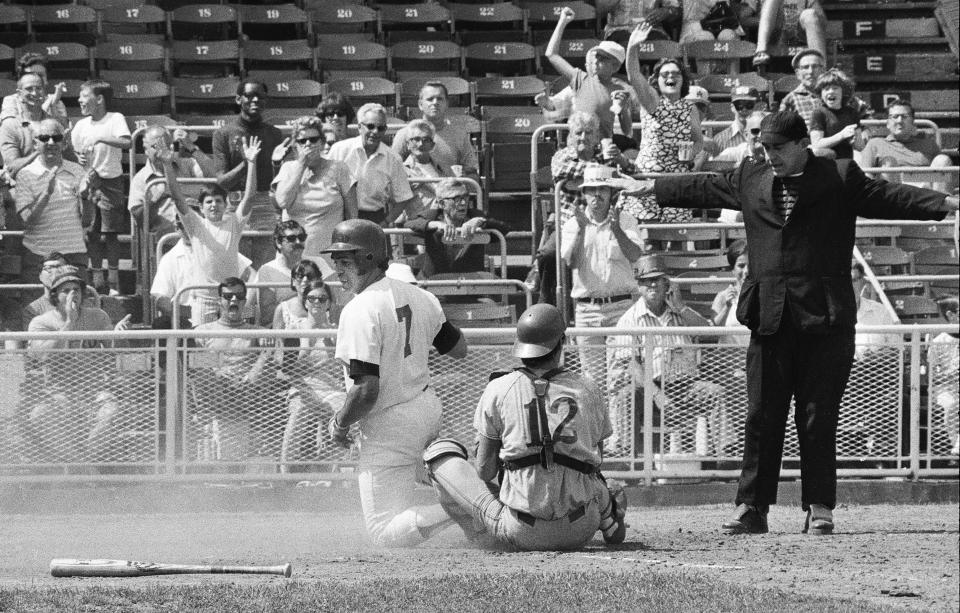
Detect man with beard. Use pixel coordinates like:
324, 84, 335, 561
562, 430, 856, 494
322, 219, 468, 547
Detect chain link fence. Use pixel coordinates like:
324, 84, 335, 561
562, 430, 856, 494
0, 326, 956, 482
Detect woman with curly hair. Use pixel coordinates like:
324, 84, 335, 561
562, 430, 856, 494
809, 68, 865, 160
272, 116, 357, 260
624, 23, 703, 223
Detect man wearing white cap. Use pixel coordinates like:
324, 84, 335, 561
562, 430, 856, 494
561, 163, 642, 400
546, 8, 633, 140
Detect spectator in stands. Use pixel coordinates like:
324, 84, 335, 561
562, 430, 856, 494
596, 0, 680, 46
561, 164, 643, 396
404, 178, 510, 279
679, 0, 755, 46
270, 259, 331, 331
71, 80, 131, 295
167, 133, 262, 326
213, 79, 284, 268
400, 119, 449, 216
13, 119, 87, 302
128, 126, 213, 240
861, 99, 954, 194
0, 52, 68, 129
711, 239, 750, 344
272, 116, 356, 260
928, 296, 959, 457
321, 125, 338, 157
547, 8, 633, 142
256, 220, 310, 326
808, 69, 863, 160
625, 24, 703, 223
278, 278, 345, 472
779, 49, 872, 132
316, 91, 356, 144
26, 265, 131, 462
1, 74, 76, 182
710, 110, 768, 167
327, 103, 417, 226
534, 112, 631, 304
23, 252, 101, 325
194, 277, 275, 460
752, 0, 827, 67
151, 215, 257, 329
607, 254, 727, 454
685, 85, 717, 169
849, 260, 899, 361
713, 86, 763, 154
392, 82, 480, 182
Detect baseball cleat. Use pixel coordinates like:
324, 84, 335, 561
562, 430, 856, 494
721, 503, 769, 534
803, 504, 834, 535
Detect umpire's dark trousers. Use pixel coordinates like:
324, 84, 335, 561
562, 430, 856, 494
735, 313, 856, 511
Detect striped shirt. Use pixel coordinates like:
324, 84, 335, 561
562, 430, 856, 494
14, 158, 87, 255
773, 175, 802, 221
609, 298, 701, 383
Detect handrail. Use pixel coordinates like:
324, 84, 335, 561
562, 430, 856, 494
383, 227, 509, 280
172, 282, 297, 330
853, 245, 901, 322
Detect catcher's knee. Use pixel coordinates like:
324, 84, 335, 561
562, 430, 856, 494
422, 438, 469, 478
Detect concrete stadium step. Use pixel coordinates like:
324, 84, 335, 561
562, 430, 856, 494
827, 16, 942, 39
854, 88, 960, 113
835, 52, 957, 82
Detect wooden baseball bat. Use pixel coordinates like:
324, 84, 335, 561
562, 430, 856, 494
50, 558, 292, 578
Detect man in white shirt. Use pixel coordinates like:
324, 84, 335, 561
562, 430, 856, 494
327, 103, 416, 226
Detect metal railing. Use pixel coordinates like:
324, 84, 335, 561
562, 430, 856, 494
0, 324, 956, 484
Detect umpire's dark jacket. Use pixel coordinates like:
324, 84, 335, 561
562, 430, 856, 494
655, 152, 949, 335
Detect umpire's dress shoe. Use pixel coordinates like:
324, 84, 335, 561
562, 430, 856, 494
721, 504, 769, 534
803, 504, 834, 535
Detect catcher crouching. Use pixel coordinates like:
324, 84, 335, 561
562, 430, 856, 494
423, 304, 628, 550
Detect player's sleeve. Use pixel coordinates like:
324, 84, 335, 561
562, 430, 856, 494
473, 381, 504, 441
334, 296, 383, 366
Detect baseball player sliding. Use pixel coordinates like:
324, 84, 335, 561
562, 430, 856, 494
423, 304, 628, 550
323, 219, 469, 547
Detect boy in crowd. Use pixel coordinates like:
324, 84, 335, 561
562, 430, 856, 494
71, 80, 131, 295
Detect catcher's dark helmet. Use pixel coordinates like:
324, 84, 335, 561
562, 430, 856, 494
513, 303, 566, 359
321, 219, 389, 270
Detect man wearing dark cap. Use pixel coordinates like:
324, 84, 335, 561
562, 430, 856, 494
713, 86, 763, 154
619, 111, 958, 535
607, 255, 728, 457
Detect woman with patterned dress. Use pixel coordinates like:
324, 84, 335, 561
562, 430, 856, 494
623, 23, 703, 223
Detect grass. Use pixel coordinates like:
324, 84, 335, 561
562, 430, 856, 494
0, 570, 907, 613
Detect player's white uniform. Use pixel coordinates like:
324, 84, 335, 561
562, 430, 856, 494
429, 368, 616, 550
334, 275, 448, 546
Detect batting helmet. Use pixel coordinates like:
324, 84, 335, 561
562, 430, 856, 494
513, 303, 566, 359
321, 219, 389, 271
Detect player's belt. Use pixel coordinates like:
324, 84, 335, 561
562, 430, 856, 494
515, 505, 586, 527
502, 453, 598, 475
576, 294, 632, 305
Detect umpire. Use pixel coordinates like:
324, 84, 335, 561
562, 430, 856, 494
621, 111, 958, 535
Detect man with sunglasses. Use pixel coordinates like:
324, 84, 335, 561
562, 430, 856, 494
327, 103, 416, 226
256, 220, 320, 325
13, 118, 88, 302
1, 73, 76, 183
212, 79, 285, 267
713, 86, 762, 154
400, 119, 448, 216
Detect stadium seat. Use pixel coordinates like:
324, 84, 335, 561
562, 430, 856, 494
124, 114, 178, 135
171, 76, 240, 115
645, 226, 722, 252
483, 112, 553, 192
308, 2, 381, 39
892, 295, 944, 324
632, 39, 682, 64
475, 75, 545, 105
0, 5, 30, 49
0, 44, 15, 78
168, 4, 242, 42
400, 75, 474, 109
465, 42, 538, 77
895, 224, 955, 252
523, 1, 597, 37
243, 40, 317, 80
112, 80, 172, 116
240, 4, 312, 42
315, 41, 389, 81
0, 77, 16, 98
912, 245, 958, 275
659, 253, 729, 274
262, 78, 322, 109
773, 75, 800, 95
448, 2, 529, 45
98, 4, 167, 44
861, 244, 921, 295
683, 39, 756, 76
170, 40, 242, 78
380, 3, 453, 44
29, 4, 99, 46
855, 224, 902, 248
17, 42, 93, 80
537, 37, 598, 75
322, 77, 399, 108
94, 41, 167, 83
390, 40, 463, 80
697, 73, 771, 101
441, 302, 516, 327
